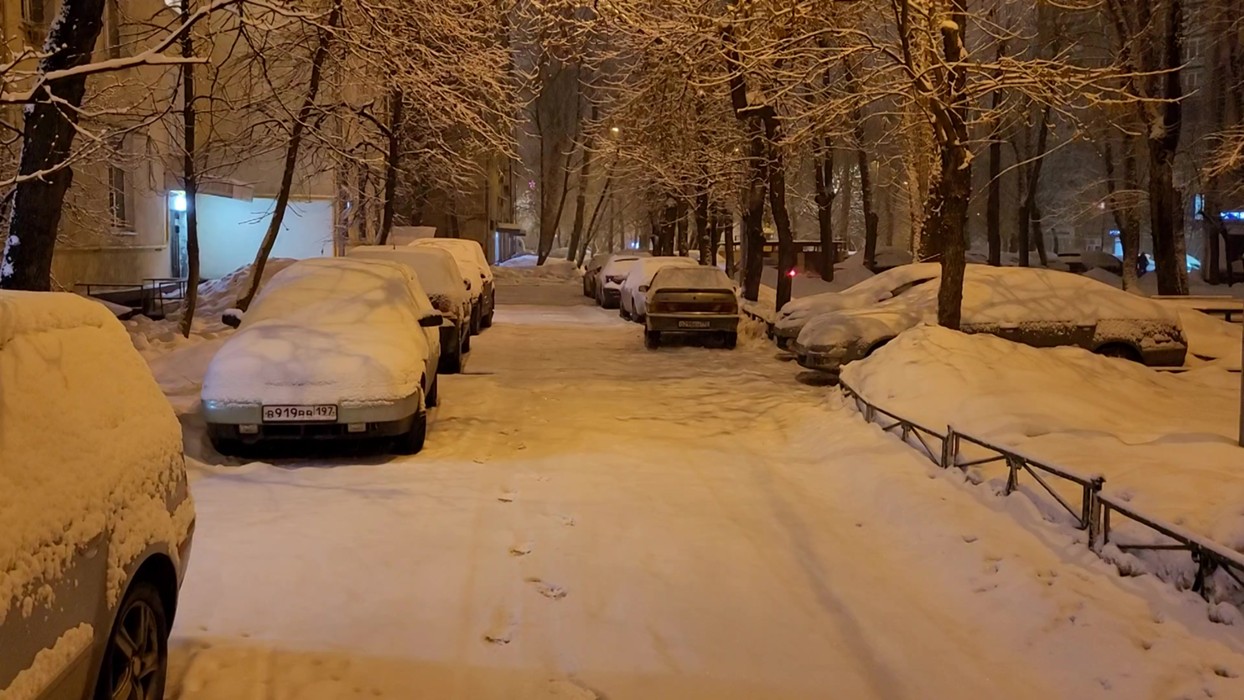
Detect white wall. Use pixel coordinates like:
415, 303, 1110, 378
199, 195, 335, 279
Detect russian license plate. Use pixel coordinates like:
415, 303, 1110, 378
678, 320, 712, 329
262, 405, 338, 422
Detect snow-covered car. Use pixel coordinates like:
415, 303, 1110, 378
792, 266, 1188, 374
1, 291, 195, 700
203, 258, 443, 456
774, 263, 940, 348
347, 245, 472, 373
644, 266, 740, 349
619, 256, 699, 322
411, 238, 495, 332
582, 252, 611, 298
596, 253, 648, 308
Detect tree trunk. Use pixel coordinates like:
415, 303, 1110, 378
566, 109, 597, 262
1, 0, 109, 290
377, 86, 403, 245
836, 157, 853, 255
237, 0, 342, 310
578, 175, 613, 267
676, 199, 690, 256
178, 0, 200, 338
985, 44, 1006, 267
813, 139, 836, 282
741, 127, 768, 302
1149, 0, 1190, 295
695, 190, 711, 265
858, 146, 878, 269
1103, 138, 1144, 291
764, 115, 795, 313
722, 210, 735, 275
934, 1, 972, 330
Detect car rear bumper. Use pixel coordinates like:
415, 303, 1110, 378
204, 394, 422, 442
646, 313, 739, 333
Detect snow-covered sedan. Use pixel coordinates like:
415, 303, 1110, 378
774, 263, 940, 349
347, 245, 472, 373
412, 238, 495, 332
1, 291, 195, 700
644, 266, 740, 349
203, 258, 443, 456
596, 253, 648, 308
583, 252, 612, 298
619, 256, 699, 322
792, 266, 1188, 374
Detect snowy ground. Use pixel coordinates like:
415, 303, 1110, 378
140, 277, 1244, 699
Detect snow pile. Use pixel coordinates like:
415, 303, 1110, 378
201, 259, 432, 406
842, 325, 1244, 591
0, 292, 192, 625
493, 257, 580, 284
498, 254, 540, 268
1179, 309, 1243, 369
190, 258, 298, 319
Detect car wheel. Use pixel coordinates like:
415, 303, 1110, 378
95, 580, 169, 700
1096, 343, 1142, 363
395, 412, 428, 455
470, 306, 482, 335
620, 306, 631, 321
426, 375, 439, 408
481, 293, 495, 328
645, 330, 661, 350
440, 343, 463, 374
723, 332, 738, 350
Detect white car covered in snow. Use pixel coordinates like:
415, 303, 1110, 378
411, 238, 495, 332
619, 256, 699, 322
0, 291, 195, 700
347, 245, 472, 373
203, 258, 443, 456
793, 266, 1188, 373
774, 263, 941, 348
596, 253, 648, 308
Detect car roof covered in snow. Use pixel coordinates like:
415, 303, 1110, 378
623, 256, 699, 287
203, 258, 434, 405
649, 265, 734, 293
346, 245, 468, 308
779, 263, 941, 319
411, 238, 493, 283
1, 291, 189, 618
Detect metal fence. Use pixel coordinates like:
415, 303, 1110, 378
840, 379, 1244, 604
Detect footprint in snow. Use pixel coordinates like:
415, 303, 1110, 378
544, 678, 598, 699
510, 542, 533, 557
498, 491, 516, 503
526, 577, 567, 600
558, 515, 576, 527
484, 608, 517, 645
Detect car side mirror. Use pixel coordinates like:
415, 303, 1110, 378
222, 309, 243, 329
419, 314, 443, 328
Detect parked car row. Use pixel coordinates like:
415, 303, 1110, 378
586, 252, 741, 349
205, 238, 496, 458
779, 264, 1189, 375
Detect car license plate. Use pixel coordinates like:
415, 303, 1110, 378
678, 320, 712, 329
262, 405, 338, 422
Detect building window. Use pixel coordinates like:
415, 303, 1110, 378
106, 0, 125, 59
22, 0, 46, 24
109, 136, 134, 231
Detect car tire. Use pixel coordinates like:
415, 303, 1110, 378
482, 293, 495, 328
94, 580, 169, 700
395, 412, 428, 455
440, 334, 464, 374
723, 332, 738, 350
470, 306, 482, 335
620, 306, 631, 321
426, 376, 439, 408
1096, 343, 1142, 363
645, 330, 660, 350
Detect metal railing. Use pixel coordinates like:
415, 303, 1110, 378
840, 378, 1244, 604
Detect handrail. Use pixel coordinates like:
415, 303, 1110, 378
840, 377, 1243, 604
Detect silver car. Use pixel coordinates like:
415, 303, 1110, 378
1, 291, 195, 700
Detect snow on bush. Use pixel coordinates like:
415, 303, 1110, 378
0, 292, 193, 623
842, 325, 1243, 603
201, 259, 433, 407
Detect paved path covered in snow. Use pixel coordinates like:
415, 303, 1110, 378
167, 281, 1244, 700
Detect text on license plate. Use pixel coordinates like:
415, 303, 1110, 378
263, 405, 338, 422
677, 320, 712, 329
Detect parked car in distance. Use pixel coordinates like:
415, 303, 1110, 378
412, 238, 495, 332
644, 266, 740, 349
583, 252, 613, 298
596, 253, 649, 308
619, 256, 699, 322
347, 245, 472, 373
792, 266, 1188, 374
1, 291, 195, 700
775, 263, 940, 348
203, 258, 442, 456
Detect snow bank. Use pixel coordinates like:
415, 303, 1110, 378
842, 326, 1244, 583
0, 292, 191, 623
493, 257, 580, 284
201, 259, 431, 406
190, 258, 298, 319
1180, 309, 1243, 369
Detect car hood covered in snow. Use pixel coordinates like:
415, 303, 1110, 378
202, 259, 431, 406
797, 266, 1182, 350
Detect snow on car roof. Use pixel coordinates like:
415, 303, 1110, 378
202, 258, 433, 406
650, 265, 734, 292
602, 256, 644, 277
625, 256, 699, 286
1, 291, 191, 618
411, 238, 493, 282
781, 263, 941, 317
347, 245, 468, 308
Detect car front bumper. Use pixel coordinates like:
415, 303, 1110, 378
204, 394, 422, 442
791, 342, 854, 373
601, 287, 622, 306
646, 313, 740, 333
